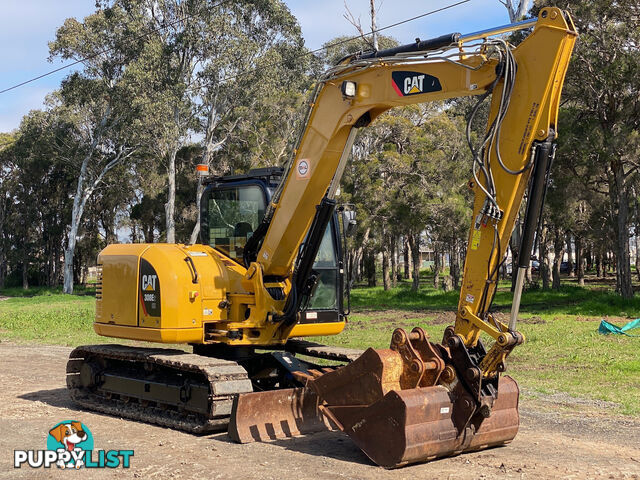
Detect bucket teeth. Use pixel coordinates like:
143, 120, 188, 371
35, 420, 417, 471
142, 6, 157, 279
228, 387, 336, 443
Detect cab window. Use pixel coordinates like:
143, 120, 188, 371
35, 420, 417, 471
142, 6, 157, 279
208, 185, 266, 260
307, 226, 339, 310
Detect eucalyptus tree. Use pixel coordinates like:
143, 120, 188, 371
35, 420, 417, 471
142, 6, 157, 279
499, 0, 532, 21
187, 0, 309, 244
0, 133, 15, 289
0, 109, 78, 289
538, 0, 640, 297
50, 4, 145, 293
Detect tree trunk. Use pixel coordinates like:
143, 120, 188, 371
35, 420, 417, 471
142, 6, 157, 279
189, 179, 205, 245
365, 249, 376, 287
369, 0, 379, 50
404, 238, 412, 280
433, 246, 441, 290
64, 157, 92, 294
49, 241, 59, 287
165, 144, 178, 244
0, 250, 4, 291
64, 216, 81, 294
62, 107, 117, 294
575, 235, 585, 286
146, 223, 155, 243
566, 234, 574, 277
504, 0, 531, 22
350, 227, 369, 288
596, 249, 603, 278
539, 225, 551, 290
408, 233, 421, 292
22, 259, 29, 290
552, 226, 564, 290
390, 236, 398, 288
609, 160, 633, 298
636, 222, 640, 282
450, 240, 461, 290
382, 243, 391, 291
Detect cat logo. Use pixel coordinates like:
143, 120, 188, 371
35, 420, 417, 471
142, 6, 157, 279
141, 274, 157, 291
392, 71, 442, 97
139, 259, 161, 317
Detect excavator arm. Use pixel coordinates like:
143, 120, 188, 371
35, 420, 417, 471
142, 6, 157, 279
232, 8, 576, 467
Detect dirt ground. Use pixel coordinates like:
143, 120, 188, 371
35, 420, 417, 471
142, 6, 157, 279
1, 343, 639, 480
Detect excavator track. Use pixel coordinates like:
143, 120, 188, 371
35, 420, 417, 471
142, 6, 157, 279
66, 344, 253, 434
283, 339, 363, 362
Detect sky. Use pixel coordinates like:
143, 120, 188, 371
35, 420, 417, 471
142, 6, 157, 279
0, 0, 514, 133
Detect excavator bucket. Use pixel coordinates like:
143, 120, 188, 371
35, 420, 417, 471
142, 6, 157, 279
227, 328, 519, 468
304, 329, 520, 468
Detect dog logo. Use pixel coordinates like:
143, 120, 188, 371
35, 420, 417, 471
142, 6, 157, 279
47, 420, 93, 469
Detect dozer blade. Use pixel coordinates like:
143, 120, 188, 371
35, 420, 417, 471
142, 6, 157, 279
307, 345, 520, 468
228, 387, 336, 443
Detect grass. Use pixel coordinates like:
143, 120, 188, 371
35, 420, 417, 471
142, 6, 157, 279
1, 274, 639, 416
0, 291, 101, 345
0, 284, 96, 297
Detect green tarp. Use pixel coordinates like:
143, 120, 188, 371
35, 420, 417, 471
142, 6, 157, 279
598, 318, 640, 337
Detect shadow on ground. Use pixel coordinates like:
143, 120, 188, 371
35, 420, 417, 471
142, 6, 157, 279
19, 388, 74, 409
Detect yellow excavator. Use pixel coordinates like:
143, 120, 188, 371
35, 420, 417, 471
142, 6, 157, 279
67, 8, 576, 468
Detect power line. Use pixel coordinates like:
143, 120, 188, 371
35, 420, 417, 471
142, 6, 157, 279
187, 0, 471, 96
0, 0, 236, 95
1, 0, 471, 146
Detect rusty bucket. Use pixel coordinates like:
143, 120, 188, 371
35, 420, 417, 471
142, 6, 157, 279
306, 345, 520, 468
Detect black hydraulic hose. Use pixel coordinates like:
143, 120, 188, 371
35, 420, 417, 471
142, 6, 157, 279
243, 221, 270, 266
518, 134, 555, 269
351, 33, 461, 61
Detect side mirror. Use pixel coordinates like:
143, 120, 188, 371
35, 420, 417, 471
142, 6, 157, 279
342, 210, 357, 237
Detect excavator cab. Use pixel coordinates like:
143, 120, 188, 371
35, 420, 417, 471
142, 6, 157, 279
199, 167, 348, 324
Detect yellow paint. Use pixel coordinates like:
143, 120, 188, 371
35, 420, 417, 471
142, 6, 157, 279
289, 321, 346, 338
95, 323, 203, 343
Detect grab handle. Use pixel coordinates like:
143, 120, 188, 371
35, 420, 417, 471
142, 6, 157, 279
184, 256, 199, 284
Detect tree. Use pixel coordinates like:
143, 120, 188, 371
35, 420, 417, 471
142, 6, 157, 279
539, 0, 640, 297
0, 132, 15, 288
188, 0, 308, 243
499, 0, 532, 21
50, 5, 144, 293
0, 109, 79, 289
